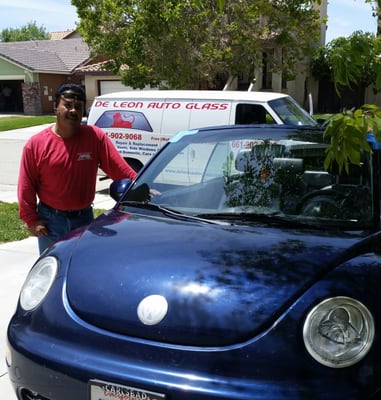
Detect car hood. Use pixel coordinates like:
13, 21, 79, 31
65, 210, 361, 347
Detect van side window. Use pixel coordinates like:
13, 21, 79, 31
94, 110, 153, 132
235, 104, 274, 125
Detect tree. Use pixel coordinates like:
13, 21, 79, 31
312, 1, 381, 94
311, 31, 381, 104
310, 3, 381, 174
324, 104, 381, 174
72, 0, 323, 89
0, 21, 50, 42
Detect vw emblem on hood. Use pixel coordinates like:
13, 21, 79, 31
137, 295, 168, 326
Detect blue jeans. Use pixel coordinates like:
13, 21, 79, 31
37, 202, 94, 254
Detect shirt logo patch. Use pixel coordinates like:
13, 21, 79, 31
77, 152, 92, 161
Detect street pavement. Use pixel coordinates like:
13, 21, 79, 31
0, 122, 117, 398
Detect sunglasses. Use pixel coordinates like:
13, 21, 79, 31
60, 91, 85, 102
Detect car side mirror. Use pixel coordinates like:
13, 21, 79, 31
109, 179, 132, 202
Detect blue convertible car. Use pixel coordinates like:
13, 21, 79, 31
6, 125, 381, 399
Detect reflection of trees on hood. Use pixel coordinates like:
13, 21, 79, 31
223, 142, 286, 208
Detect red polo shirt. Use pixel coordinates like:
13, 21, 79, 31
18, 124, 137, 227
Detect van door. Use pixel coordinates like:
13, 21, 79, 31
160, 100, 192, 146
188, 100, 231, 129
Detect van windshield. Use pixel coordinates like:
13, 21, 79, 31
269, 97, 318, 126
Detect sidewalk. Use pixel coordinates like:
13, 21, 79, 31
0, 179, 117, 398
0, 237, 37, 399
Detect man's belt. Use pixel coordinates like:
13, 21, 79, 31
40, 202, 92, 218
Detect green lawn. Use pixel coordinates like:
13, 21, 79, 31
0, 202, 30, 243
0, 115, 55, 132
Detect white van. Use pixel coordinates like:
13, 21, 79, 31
87, 90, 317, 171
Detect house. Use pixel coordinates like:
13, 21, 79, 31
0, 37, 90, 115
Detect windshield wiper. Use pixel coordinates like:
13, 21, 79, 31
197, 211, 370, 229
195, 212, 318, 228
122, 201, 229, 225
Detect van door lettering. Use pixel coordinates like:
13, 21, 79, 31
94, 100, 109, 107
185, 102, 228, 110
147, 102, 181, 109
112, 101, 144, 109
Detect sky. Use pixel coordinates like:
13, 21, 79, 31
0, 0, 378, 42
325, 0, 377, 42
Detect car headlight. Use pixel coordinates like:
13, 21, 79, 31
303, 296, 374, 368
20, 256, 58, 311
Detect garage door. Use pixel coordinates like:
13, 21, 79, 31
99, 81, 155, 95
99, 80, 132, 95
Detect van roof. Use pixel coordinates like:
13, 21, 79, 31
95, 90, 289, 103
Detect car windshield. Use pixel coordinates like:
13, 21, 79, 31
121, 126, 375, 229
269, 97, 317, 126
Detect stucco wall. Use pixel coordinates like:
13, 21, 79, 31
39, 74, 83, 114
0, 58, 24, 78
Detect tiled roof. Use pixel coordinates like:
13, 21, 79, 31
76, 60, 109, 72
49, 30, 77, 40
0, 38, 90, 73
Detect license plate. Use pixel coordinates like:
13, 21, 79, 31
89, 379, 166, 400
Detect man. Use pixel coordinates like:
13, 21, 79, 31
18, 83, 137, 253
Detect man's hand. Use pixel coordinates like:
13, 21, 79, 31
149, 188, 161, 196
28, 221, 48, 237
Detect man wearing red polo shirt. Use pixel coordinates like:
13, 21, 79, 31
18, 83, 137, 254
